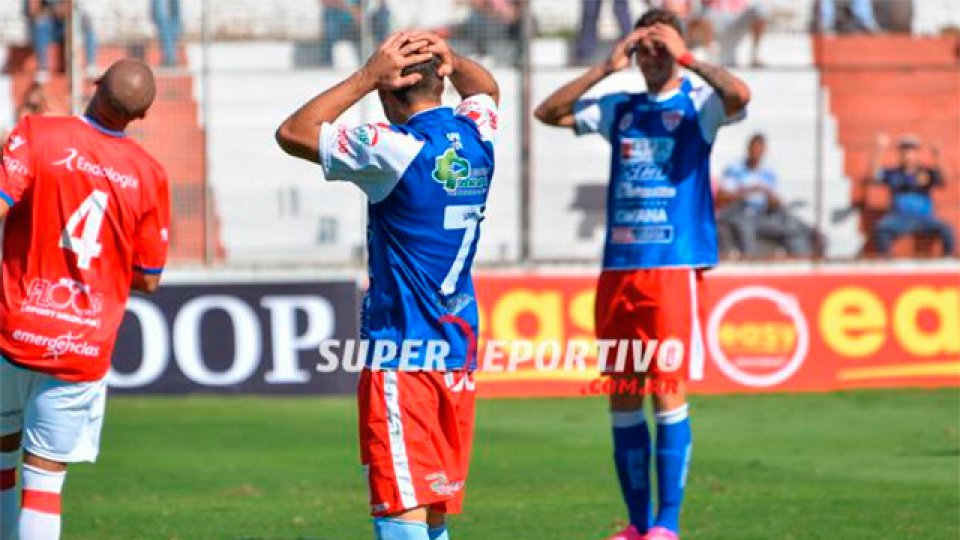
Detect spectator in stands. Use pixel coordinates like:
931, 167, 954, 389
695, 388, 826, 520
25, 0, 98, 79
572, 0, 632, 66
869, 133, 955, 256
686, 0, 766, 67
151, 0, 182, 67
717, 133, 813, 258
817, 0, 880, 33
319, 0, 391, 67
457, 0, 520, 63
16, 81, 51, 120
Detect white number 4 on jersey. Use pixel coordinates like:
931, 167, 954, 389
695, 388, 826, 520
60, 190, 108, 270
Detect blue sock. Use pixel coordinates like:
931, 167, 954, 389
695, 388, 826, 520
428, 525, 449, 540
373, 517, 430, 540
654, 404, 692, 533
611, 410, 653, 531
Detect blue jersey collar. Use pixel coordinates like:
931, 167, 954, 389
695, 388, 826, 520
404, 105, 453, 126
82, 115, 126, 138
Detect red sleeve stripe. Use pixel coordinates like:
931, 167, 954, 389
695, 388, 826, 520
0, 468, 15, 490
21, 489, 61, 514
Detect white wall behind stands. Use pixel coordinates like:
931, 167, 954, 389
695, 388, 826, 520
205, 66, 521, 265
205, 63, 860, 265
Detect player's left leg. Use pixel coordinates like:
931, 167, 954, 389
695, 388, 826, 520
647, 382, 690, 540
645, 268, 705, 540
427, 510, 449, 540
1, 357, 29, 540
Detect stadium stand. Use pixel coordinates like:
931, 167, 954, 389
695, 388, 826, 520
815, 35, 960, 257
1, 0, 957, 264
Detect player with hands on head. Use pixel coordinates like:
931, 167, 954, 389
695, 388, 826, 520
536, 9, 749, 540
277, 31, 499, 540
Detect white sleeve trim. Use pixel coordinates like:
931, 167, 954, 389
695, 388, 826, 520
318, 122, 425, 203
455, 94, 499, 143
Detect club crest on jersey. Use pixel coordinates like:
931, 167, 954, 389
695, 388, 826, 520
661, 110, 683, 132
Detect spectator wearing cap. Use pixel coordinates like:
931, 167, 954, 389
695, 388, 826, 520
869, 133, 955, 256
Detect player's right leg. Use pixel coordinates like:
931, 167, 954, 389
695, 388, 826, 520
5, 360, 107, 540
606, 373, 650, 540
596, 270, 654, 540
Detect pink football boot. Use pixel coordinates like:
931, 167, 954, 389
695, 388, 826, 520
605, 525, 645, 540
644, 526, 679, 540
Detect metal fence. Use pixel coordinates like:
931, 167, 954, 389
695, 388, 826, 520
0, 0, 957, 267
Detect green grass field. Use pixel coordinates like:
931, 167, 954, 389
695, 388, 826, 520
60, 389, 958, 540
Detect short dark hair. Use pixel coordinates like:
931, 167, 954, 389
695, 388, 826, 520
391, 55, 444, 105
749, 132, 766, 145
634, 8, 684, 36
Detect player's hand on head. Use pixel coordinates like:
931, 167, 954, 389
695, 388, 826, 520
363, 31, 434, 90
648, 22, 688, 60
405, 30, 455, 77
606, 28, 645, 73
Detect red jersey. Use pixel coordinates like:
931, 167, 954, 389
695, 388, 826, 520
0, 115, 170, 382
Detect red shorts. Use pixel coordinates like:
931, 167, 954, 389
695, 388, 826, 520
594, 268, 707, 380
358, 369, 476, 517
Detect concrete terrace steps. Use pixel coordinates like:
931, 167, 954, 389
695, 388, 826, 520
813, 35, 960, 67
816, 35, 960, 257
4, 43, 220, 263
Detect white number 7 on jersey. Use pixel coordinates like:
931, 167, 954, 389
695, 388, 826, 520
60, 190, 108, 270
441, 204, 484, 296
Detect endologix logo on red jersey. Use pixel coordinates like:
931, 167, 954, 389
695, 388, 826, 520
53, 148, 139, 189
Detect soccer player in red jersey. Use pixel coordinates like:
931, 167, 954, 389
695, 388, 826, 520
0, 58, 169, 540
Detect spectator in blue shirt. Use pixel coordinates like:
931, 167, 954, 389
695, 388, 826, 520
717, 133, 813, 258
870, 133, 955, 256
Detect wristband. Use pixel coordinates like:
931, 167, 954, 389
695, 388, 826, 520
677, 52, 695, 68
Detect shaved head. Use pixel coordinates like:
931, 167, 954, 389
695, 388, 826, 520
87, 59, 156, 129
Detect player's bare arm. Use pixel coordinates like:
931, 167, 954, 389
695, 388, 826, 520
131, 272, 161, 294
409, 31, 500, 104
646, 23, 751, 115
533, 29, 643, 128
275, 32, 431, 163
870, 133, 890, 182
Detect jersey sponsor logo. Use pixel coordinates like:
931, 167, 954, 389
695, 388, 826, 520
22, 278, 103, 328
661, 109, 684, 132
462, 103, 497, 132
618, 112, 634, 132
620, 137, 675, 164
610, 225, 674, 244
425, 472, 464, 496
11, 329, 101, 358
52, 148, 139, 189
432, 146, 489, 196
355, 124, 380, 146
615, 184, 677, 199
620, 137, 675, 183
2, 155, 29, 178
7, 135, 25, 151
614, 207, 668, 224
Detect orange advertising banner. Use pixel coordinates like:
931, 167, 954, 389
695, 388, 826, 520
471, 268, 960, 397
